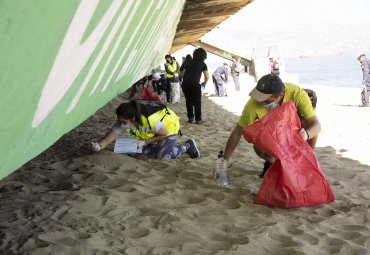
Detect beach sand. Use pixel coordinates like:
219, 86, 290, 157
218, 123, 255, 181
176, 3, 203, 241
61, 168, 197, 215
0, 74, 369, 254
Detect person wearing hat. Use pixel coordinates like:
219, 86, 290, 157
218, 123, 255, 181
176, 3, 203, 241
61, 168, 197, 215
356, 52, 370, 107
220, 74, 321, 178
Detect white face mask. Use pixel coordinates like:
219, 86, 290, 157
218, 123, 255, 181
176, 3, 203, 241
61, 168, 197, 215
120, 124, 132, 130
263, 101, 278, 109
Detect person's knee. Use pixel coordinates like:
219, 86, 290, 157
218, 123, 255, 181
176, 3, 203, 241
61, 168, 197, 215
253, 145, 274, 163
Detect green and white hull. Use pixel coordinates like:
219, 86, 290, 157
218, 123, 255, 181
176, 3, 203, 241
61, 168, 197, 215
0, 0, 185, 179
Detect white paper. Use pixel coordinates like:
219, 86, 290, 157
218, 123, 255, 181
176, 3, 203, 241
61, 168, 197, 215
114, 136, 142, 154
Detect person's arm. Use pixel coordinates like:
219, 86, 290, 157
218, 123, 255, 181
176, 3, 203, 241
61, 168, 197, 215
304, 115, 321, 141
300, 115, 321, 149
164, 64, 174, 75
145, 125, 168, 145
181, 69, 186, 79
98, 130, 119, 149
202, 70, 209, 85
223, 124, 243, 161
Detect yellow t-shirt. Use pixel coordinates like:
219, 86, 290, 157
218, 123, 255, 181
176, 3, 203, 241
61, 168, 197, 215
238, 83, 315, 127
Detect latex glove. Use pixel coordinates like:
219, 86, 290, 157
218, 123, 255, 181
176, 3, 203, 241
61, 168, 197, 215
91, 142, 101, 152
137, 140, 147, 149
213, 158, 228, 187
299, 128, 309, 141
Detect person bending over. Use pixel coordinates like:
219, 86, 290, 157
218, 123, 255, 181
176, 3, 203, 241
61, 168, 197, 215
91, 100, 200, 159
212, 63, 229, 97
221, 74, 321, 177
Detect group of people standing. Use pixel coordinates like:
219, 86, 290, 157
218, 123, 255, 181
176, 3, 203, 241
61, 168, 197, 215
141, 48, 210, 125
211, 55, 242, 97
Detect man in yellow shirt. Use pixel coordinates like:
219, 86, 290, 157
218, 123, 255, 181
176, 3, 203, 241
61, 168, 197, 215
221, 74, 321, 178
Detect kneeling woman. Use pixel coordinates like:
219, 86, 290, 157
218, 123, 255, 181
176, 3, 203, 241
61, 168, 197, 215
91, 100, 200, 159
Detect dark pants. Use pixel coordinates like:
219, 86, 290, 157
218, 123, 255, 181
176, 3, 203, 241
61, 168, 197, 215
212, 75, 220, 96
165, 77, 172, 102
182, 83, 202, 121
361, 87, 370, 106
152, 78, 165, 94
152, 80, 159, 93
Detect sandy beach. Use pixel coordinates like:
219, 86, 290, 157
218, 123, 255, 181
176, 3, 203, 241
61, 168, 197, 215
0, 74, 369, 254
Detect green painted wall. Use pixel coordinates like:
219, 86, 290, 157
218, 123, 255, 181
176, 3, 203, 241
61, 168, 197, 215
0, 0, 185, 179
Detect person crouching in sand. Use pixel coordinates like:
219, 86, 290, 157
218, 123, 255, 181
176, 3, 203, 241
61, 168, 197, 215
220, 74, 321, 178
91, 100, 200, 159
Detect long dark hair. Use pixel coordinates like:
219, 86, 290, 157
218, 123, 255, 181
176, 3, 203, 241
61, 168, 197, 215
115, 100, 142, 125
184, 54, 192, 63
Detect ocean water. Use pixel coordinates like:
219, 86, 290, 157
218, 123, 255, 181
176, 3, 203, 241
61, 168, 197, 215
284, 52, 364, 88
176, 48, 365, 89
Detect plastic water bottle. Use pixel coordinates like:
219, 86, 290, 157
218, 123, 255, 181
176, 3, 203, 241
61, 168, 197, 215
213, 150, 228, 188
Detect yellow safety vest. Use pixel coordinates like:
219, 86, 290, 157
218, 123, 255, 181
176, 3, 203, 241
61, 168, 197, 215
165, 61, 178, 78
127, 108, 180, 140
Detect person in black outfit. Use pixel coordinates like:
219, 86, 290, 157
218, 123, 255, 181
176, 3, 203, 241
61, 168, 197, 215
181, 48, 209, 124
179, 54, 192, 84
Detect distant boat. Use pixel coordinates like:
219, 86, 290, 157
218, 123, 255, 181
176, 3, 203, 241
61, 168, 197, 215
299, 50, 344, 58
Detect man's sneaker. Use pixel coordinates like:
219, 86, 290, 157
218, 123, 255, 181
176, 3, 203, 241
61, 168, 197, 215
259, 161, 272, 178
186, 139, 200, 158
188, 118, 195, 123
195, 120, 203, 124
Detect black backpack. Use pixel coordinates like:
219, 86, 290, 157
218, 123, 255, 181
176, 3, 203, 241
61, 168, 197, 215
139, 101, 169, 129
138, 100, 182, 136
303, 89, 317, 109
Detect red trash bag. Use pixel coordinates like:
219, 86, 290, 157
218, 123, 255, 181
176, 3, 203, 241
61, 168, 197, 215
141, 87, 160, 101
242, 101, 334, 208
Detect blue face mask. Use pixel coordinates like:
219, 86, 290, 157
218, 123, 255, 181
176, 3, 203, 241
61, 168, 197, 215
263, 101, 278, 109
